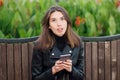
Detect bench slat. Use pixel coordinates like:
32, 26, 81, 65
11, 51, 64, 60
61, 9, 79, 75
98, 42, 105, 80
14, 44, 22, 80
7, 44, 14, 80
105, 41, 111, 80
28, 43, 34, 80
0, 44, 7, 80
117, 40, 120, 80
92, 42, 98, 80
22, 43, 29, 80
85, 42, 92, 80
111, 40, 117, 80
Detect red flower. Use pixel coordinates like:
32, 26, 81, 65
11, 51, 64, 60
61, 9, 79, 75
75, 16, 81, 26
75, 16, 85, 27
0, 0, 3, 7
115, 0, 120, 7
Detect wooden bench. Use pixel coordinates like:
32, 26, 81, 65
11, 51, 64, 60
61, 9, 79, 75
0, 35, 120, 80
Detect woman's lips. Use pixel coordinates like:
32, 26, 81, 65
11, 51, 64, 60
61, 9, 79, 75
57, 28, 63, 33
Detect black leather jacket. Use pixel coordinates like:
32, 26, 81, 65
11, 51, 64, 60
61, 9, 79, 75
32, 43, 84, 80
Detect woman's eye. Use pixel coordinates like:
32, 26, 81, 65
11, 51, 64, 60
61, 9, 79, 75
52, 19, 55, 22
51, 19, 56, 22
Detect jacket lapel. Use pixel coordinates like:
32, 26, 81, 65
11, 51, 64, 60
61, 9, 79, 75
50, 45, 62, 59
50, 44, 73, 59
62, 45, 73, 55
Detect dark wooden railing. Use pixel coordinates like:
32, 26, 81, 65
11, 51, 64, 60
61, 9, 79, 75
0, 34, 120, 80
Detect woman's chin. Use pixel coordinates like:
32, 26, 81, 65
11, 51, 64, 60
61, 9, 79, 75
56, 33, 64, 37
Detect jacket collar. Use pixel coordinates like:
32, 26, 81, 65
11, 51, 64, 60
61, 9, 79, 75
50, 44, 73, 59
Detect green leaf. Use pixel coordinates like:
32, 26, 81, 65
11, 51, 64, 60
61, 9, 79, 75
85, 12, 96, 36
26, 27, 33, 37
18, 29, 26, 38
108, 15, 116, 35
11, 11, 22, 27
0, 30, 5, 38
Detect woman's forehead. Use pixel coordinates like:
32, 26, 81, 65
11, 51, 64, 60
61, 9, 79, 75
50, 11, 64, 18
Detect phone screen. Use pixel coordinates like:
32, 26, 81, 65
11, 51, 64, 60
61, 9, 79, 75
60, 54, 71, 61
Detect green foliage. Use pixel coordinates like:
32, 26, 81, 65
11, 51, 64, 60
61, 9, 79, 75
0, 0, 120, 38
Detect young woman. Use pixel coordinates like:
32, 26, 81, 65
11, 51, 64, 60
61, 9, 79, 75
32, 6, 84, 80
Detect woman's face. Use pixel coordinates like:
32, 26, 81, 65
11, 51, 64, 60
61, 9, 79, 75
49, 11, 67, 37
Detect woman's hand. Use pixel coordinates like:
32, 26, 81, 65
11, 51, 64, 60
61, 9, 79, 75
52, 60, 64, 74
62, 59, 72, 72
52, 59, 72, 74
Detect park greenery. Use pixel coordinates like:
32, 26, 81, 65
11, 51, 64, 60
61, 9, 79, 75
0, 0, 120, 38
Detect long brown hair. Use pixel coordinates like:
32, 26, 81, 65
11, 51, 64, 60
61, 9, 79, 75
35, 6, 81, 51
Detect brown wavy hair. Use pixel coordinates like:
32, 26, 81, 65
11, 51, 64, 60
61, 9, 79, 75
35, 5, 81, 51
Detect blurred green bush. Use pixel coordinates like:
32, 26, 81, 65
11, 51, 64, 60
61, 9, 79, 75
0, 0, 120, 38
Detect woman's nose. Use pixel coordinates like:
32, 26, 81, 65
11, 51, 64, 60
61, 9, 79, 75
56, 20, 61, 26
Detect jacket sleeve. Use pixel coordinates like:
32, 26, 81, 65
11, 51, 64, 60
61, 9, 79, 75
71, 43, 84, 80
31, 49, 54, 80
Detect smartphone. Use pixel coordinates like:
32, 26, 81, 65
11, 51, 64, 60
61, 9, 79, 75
60, 54, 71, 61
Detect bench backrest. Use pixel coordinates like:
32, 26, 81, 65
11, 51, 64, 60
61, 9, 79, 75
0, 35, 120, 80
0, 43, 33, 80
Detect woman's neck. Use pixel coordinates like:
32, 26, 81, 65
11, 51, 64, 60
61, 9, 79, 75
54, 35, 66, 51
